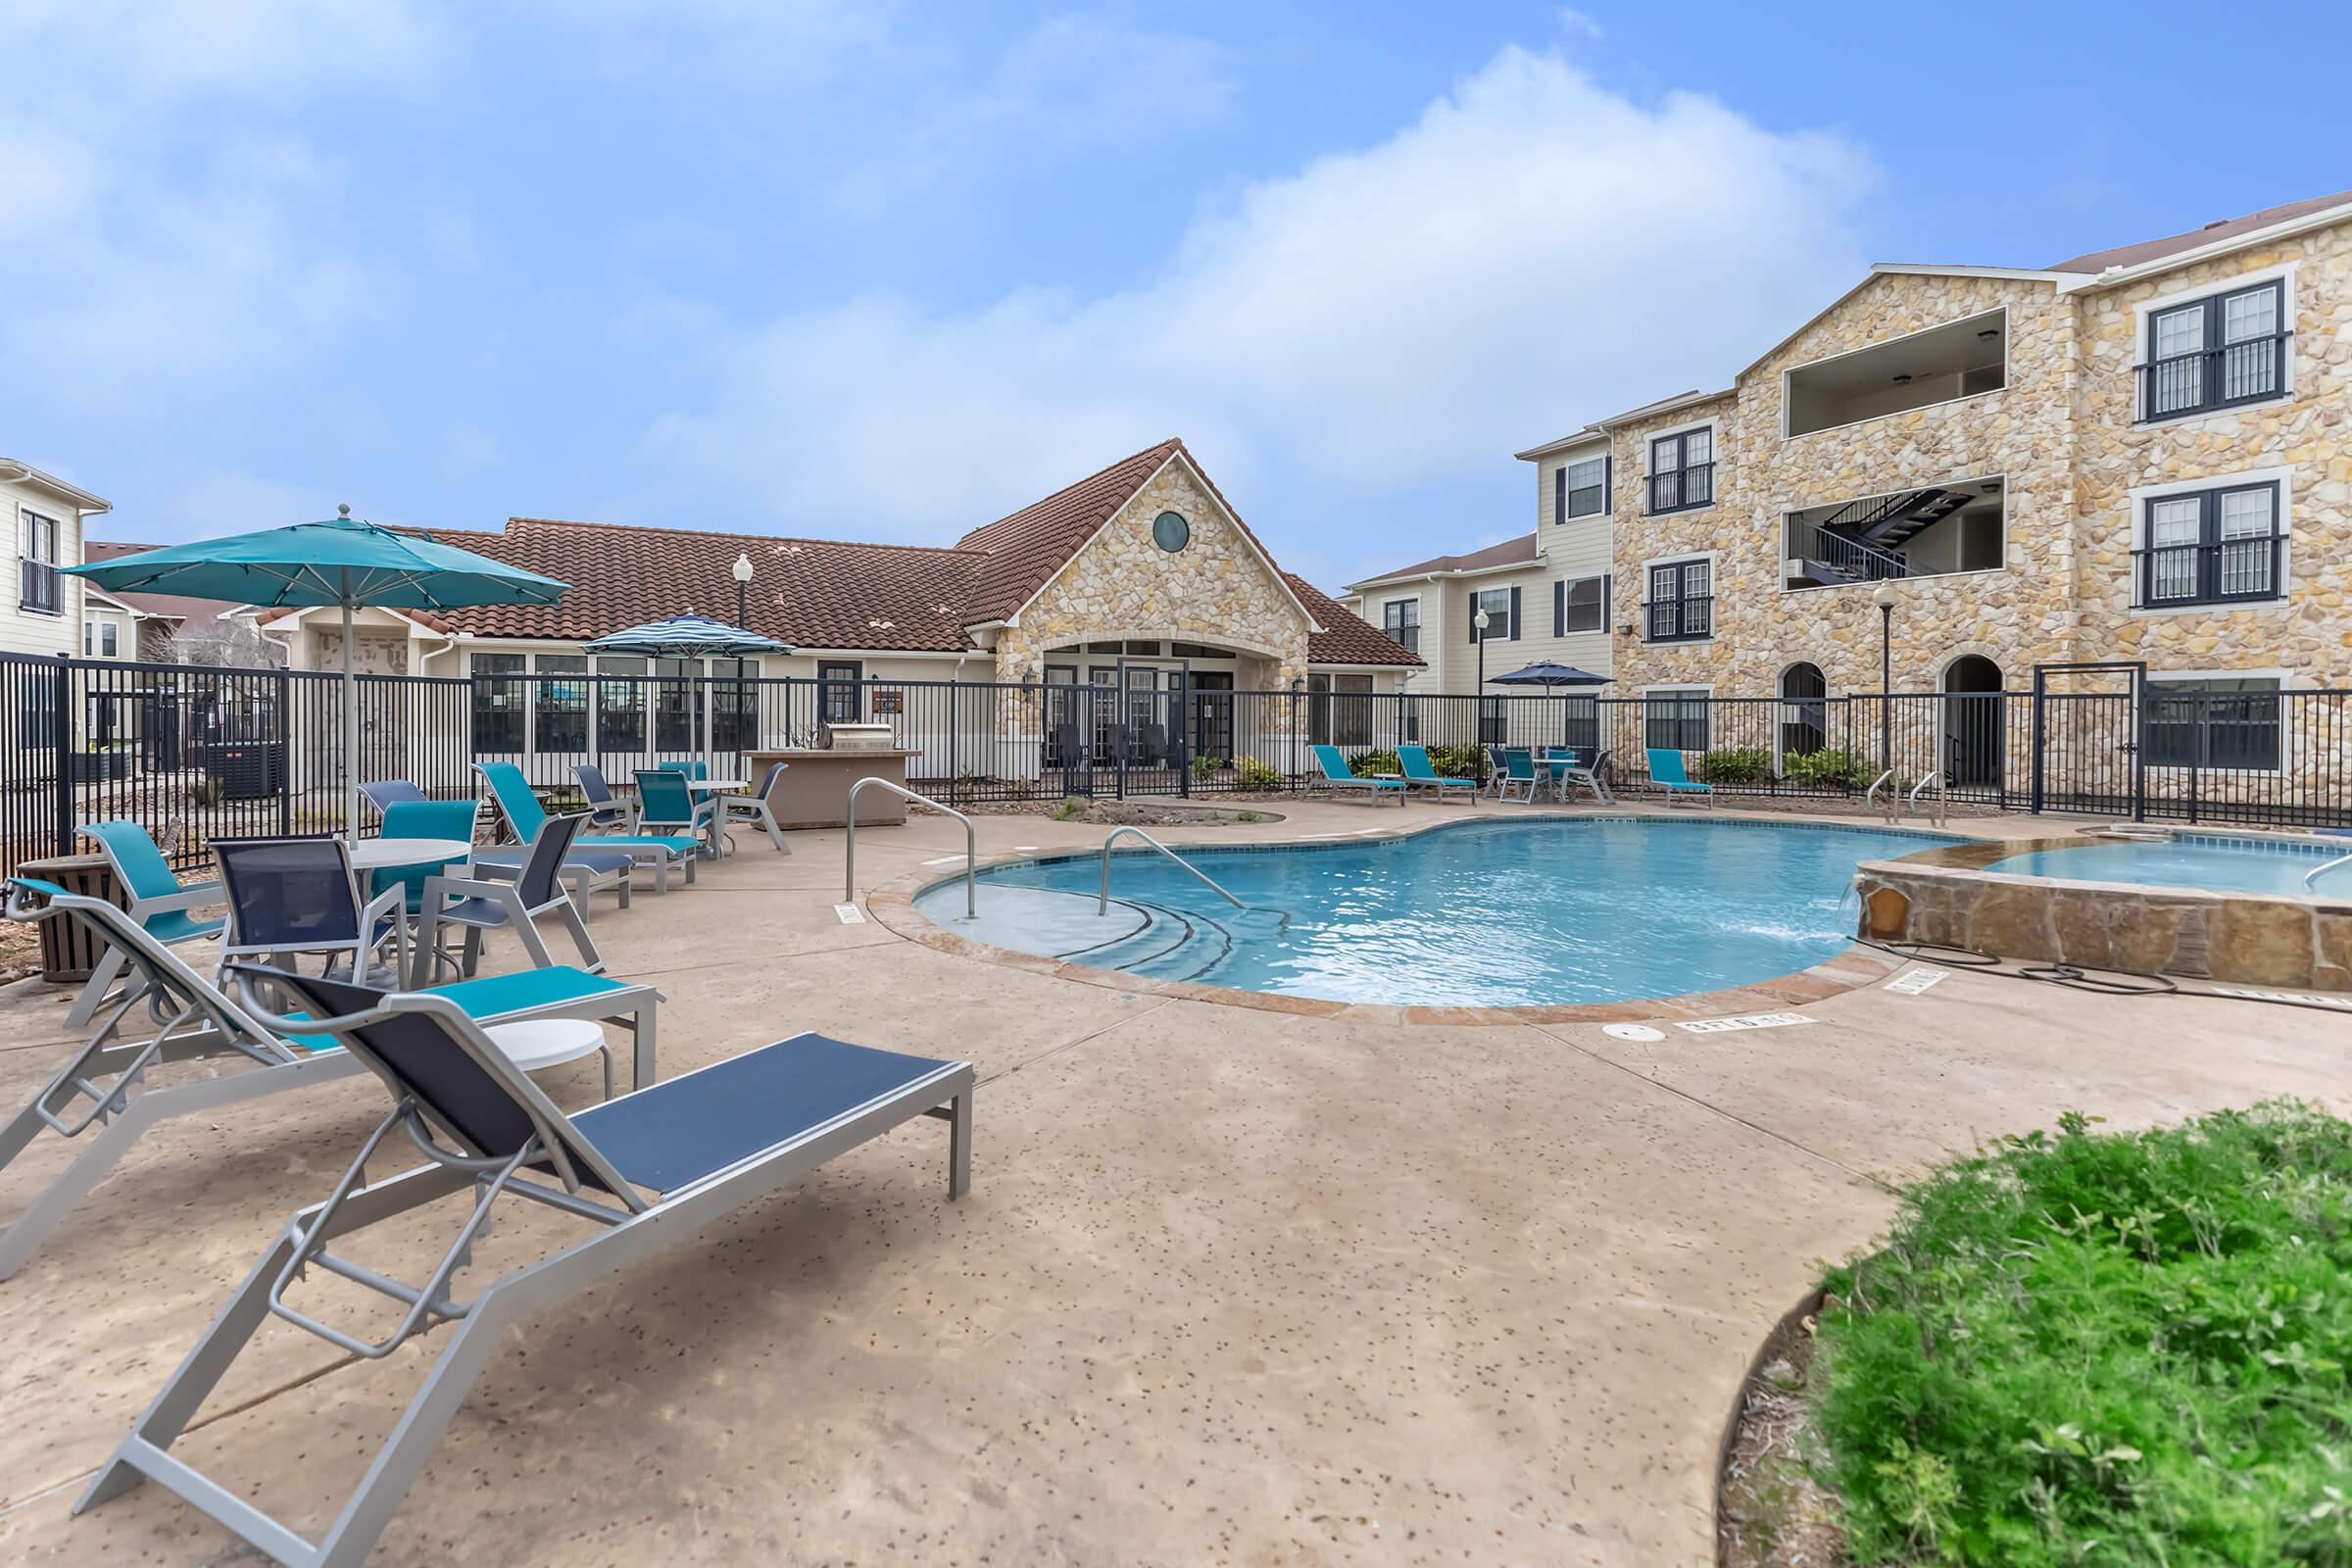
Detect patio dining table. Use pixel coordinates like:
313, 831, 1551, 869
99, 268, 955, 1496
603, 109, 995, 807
683, 780, 748, 858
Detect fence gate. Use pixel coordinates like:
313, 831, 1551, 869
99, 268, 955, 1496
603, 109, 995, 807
2029, 662, 2145, 820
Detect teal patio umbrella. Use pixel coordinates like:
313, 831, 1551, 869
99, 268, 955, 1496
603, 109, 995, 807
69, 506, 568, 845
584, 612, 795, 773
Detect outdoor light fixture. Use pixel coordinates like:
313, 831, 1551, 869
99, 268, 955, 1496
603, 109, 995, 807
1873, 578, 1898, 776
1474, 605, 1492, 740
1978, 326, 1999, 339
1891, 373, 1913, 385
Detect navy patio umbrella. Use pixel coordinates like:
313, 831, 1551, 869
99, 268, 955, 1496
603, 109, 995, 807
1487, 662, 1613, 751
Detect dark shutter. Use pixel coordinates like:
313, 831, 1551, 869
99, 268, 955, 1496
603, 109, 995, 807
1509, 585, 1523, 640
1467, 591, 1478, 643
1602, 573, 1613, 625
1553, 466, 1565, 526
1553, 579, 1564, 637
1603, 456, 1613, 512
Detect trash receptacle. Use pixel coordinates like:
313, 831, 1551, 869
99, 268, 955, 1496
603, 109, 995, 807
16, 853, 120, 985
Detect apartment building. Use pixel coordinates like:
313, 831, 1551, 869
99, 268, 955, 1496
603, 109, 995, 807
1, 460, 111, 660
1355, 189, 2352, 781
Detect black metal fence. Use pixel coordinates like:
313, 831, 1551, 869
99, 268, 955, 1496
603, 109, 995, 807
3, 652, 2348, 872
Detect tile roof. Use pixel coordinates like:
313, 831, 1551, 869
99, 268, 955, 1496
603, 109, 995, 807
2046, 188, 2352, 273
242, 440, 1417, 666
81, 540, 247, 625
1348, 532, 1540, 587
1290, 575, 1421, 666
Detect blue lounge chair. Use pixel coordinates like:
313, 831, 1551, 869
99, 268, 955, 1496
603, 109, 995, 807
82, 964, 970, 1567
1496, 747, 1541, 804
1645, 748, 1715, 807
1396, 744, 1478, 805
635, 767, 721, 858
570, 762, 634, 828
1309, 744, 1406, 806
371, 777, 631, 912
0, 876, 662, 1281
65, 820, 225, 1032
477, 761, 699, 892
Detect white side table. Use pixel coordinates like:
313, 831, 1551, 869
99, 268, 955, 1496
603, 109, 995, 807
482, 1017, 613, 1101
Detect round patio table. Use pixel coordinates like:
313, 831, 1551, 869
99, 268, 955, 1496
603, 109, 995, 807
681, 781, 747, 858
481, 1017, 612, 1100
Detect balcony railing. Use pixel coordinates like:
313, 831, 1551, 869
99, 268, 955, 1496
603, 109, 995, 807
1786, 521, 1909, 584
1646, 462, 1715, 514
18, 559, 60, 614
2136, 331, 2289, 420
2132, 532, 2285, 610
1646, 596, 1713, 642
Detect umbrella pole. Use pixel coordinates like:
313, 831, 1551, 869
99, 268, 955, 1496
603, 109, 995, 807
341, 580, 360, 851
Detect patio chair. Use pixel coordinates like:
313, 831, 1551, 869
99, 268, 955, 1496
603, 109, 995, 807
415, 811, 603, 979
655, 759, 708, 780
1483, 743, 1510, 801
1557, 746, 1615, 805
1307, 744, 1406, 807
572, 762, 634, 829
369, 799, 482, 917
478, 761, 698, 892
0, 876, 663, 1281
375, 774, 630, 913
1496, 748, 1540, 804
212, 837, 409, 988
1396, 745, 1478, 805
635, 767, 720, 857
63, 820, 225, 1032
724, 759, 792, 855
78, 965, 972, 1567
1645, 748, 1715, 808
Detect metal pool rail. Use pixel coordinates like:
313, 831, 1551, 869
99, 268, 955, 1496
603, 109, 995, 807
1098, 827, 1245, 916
846, 777, 974, 919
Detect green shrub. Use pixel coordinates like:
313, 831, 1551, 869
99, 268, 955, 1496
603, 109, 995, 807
1694, 746, 1772, 784
1785, 747, 1872, 791
1423, 743, 1485, 779
1811, 1102, 2352, 1566
1236, 809, 1258, 823
1189, 754, 1221, 777
1347, 749, 1401, 778
1235, 757, 1284, 791
1049, 797, 1081, 821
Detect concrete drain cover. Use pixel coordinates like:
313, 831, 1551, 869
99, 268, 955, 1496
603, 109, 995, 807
1601, 1023, 1666, 1042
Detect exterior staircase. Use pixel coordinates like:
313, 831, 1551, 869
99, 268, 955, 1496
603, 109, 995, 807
1787, 486, 1974, 587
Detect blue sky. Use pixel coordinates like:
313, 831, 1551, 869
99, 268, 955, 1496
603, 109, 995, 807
7, 2, 2349, 590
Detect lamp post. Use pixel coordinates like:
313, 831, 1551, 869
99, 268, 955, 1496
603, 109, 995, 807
1873, 577, 1897, 775
1473, 605, 1492, 745
731, 552, 755, 759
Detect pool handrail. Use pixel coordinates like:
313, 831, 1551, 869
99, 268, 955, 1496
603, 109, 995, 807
1907, 769, 1948, 829
1865, 768, 1897, 822
1098, 828, 1246, 916
2304, 850, 2352, 893
845, 777, 975, 919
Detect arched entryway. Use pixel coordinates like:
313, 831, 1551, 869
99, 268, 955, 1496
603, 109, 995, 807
1778, 662, 1828, 763
1940, 655, 2004, 787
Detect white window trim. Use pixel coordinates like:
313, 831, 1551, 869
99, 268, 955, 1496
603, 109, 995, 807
1639, 549, 1719, 644
1780, 308, 2010, 441
2142, 665, 2292, 776
1558, 573, 1609, 636
1640, 683, 1714, 754
1471, 583, 1515, 642
1641, 417, 1720, 488
2130, 261, 2297, 427
2125, 465, 2294, 616
1555, 447, 1612, 522
1379, 594, 1422, 652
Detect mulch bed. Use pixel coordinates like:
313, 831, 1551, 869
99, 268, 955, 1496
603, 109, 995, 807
1718, 1295, 1851, 1567
915, 798, 1286, 828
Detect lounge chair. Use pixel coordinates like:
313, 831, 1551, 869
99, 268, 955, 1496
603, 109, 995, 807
370, 777, 631, 913
1308, 744, 1406, 806
64, 820, 225, 1032
1645, 748, 1715, 807
1496, 747, 1541, 804
571, 762, 634, 829
477, 761, 699, 893
0, 876, 662, 1281
635, 767, 720, 858
1396, 744, 1478, 805
415, 811, 603, 979
78, 965, 971, 1566
724, 759, 792, 854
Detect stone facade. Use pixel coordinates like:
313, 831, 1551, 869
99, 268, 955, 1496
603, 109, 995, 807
1608, 216, 2352, 699
991, 451, 1314, 690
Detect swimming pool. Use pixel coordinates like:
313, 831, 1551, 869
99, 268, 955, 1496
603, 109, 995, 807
913, 818, 1961, 1008
1986, 833, 2352, 898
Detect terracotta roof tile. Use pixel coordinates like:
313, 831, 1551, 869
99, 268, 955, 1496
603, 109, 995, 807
1291, 575, 1423, 666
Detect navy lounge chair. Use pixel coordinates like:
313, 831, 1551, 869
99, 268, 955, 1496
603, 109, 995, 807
0, 877, 662, 1281
79, 965, 971, 1567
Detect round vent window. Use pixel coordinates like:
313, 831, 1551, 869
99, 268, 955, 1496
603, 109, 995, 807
1152, 511, 1191, 553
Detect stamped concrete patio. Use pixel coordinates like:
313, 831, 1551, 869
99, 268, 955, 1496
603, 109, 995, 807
0, 800, 2340, 1565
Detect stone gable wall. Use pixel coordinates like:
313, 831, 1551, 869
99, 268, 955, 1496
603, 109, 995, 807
993, 454, 1312, 689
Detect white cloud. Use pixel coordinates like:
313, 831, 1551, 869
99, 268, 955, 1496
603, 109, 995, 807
532, 0, 893, 87
641, 46, 1873, 548
1, 0, 446, 104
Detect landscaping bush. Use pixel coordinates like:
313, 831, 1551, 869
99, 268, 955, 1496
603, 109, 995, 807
1189, 754, 1221, 778
1784, 747, 1872, 792
1810, 1102, 2352, 1566
1347, 749, 1401, 778
1235, 757, 1285, 791
1423, 743, 1485, 779
1695, 746, 1772, 785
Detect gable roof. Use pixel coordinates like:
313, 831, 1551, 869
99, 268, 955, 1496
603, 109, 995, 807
241, 441, 1413, 666
2047, 188, 2352, 274
1347, 532, 1540, 590
82, 540, 245, 626
1290, 575, 1421, 666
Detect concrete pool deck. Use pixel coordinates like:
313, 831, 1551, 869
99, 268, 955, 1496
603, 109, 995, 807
0, 798, 2340, 1565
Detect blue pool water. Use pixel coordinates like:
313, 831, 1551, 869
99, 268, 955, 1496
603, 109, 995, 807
1987, 835, 2352, 898
915, 818, 1960, 1007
